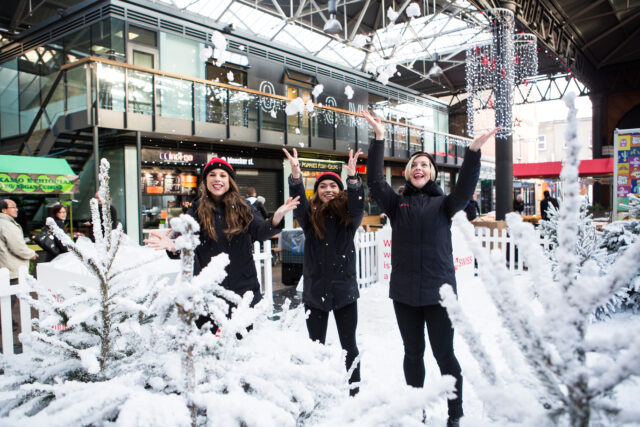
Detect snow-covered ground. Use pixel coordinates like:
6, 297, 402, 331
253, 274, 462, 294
299, 276, 640, 426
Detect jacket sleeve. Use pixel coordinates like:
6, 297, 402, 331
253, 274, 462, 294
444, 147, 482, 218
3, 223, 36, 260
347, 177, 364, 229
248, 206, 284, 242
288, 174, 310, 230
367, 139, 399, 217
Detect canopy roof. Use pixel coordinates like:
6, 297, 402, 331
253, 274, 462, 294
513, 158, 614, 179
0, 155, 78, 194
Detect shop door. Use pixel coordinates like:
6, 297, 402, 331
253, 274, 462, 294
235, 170, 281, 215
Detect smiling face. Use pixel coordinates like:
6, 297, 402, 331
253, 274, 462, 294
317, 180, 340, 203
56, 207, 67, 221
206, 168, 230, 200
408, 155, 432, 189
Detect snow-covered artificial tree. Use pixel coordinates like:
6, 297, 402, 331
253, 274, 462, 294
537, 198, 605, 276
596, 193, 640, 318
441, 94, 640, 427
0, 159, 367, 426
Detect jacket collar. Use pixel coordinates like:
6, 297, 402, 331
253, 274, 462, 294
0, 212, 20, 227
403, 180, 444, 197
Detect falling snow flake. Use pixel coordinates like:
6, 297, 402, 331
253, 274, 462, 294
199, 47, 212, 63
270, 109, 278, 119
344, 85, 354, 100
285, 97, 305, 116
406, 2, 421, 18
295, 128, 301, 134
227, 71, 234, 82
387, 7, 399, 22
312, 84, 324, 99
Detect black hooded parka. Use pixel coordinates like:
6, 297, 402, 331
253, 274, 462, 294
178, 199, 283, 304
289, 175, 364, 311
367, 139, 481, 306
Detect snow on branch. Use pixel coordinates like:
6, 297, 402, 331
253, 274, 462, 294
441, 94, 640, 426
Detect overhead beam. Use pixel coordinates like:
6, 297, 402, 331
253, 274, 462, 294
583, 9, 640, 49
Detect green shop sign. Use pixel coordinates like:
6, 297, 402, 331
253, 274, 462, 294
0, 173, 78, 194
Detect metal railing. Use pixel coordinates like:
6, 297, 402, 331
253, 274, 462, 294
21, 56, 472, 161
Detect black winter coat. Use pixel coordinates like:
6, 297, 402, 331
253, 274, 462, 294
173, 199, 283, 305
289, 175, 364, 311
367, 139, 481, 306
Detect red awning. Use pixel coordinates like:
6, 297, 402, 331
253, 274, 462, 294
513, 158, 613, 179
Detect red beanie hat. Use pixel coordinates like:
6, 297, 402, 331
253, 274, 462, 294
203, 157, 235, 179
314, 172, 344, 193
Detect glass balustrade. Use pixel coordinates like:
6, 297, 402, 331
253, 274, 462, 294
20, 58, 472, 160
155, 75, 192, 120
126, 69, 152, 115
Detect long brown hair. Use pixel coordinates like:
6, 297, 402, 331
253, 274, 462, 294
196, 177, 253, 240
308, 190, 350, 239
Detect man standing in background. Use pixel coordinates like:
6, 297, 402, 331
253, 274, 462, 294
0, 199, 38, 350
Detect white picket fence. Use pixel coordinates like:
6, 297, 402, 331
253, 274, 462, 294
355, 230, 378, 288
474, 227, 551, 272
0, 227, 551, 355
0, 266, 32, 355
253, 239, 273, 305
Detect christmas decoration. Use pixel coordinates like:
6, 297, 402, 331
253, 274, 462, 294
466, 9, 538, 138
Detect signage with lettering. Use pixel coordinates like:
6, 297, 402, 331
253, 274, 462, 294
0, 173, 77, 194
142, 149, 207, 165
299, 158, 343, 172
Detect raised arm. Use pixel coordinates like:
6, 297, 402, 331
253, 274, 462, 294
361, 110, 399, 215
345, 148, 364, 228
284, 147, 311, 229
444, 127, 499, 217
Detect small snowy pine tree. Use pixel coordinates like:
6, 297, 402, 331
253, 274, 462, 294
441, 94, 640, 427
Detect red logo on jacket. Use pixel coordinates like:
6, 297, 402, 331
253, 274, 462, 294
400, 203, 410, 207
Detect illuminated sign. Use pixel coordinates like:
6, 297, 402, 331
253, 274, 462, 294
159, 151, 194, 163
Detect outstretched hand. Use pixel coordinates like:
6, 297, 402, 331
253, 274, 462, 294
144, 229, 176, 252
346, 148, 362, 178
283, 148, 302, 180
469, 127, 500, 152
272, 196, 300, 226
360, 110, 385, 140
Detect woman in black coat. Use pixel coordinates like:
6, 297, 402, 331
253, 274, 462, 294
41, 203, 69, 261
146, 157, 299, 310
362, 110, 498, 426
283, 147, 364, 396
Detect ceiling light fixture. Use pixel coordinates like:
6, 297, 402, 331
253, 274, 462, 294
323, 0, 342, 35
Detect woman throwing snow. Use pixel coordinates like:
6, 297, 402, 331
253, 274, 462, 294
146, 157, 299, 310
362, 110, 498, 426
284, 147, 364, 396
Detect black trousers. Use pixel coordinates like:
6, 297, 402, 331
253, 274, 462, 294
305, 302, 361, 389
393, 301, 463, 418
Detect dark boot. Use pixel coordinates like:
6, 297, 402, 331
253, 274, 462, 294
421, 409, 427, 424
446, 415, 461, 427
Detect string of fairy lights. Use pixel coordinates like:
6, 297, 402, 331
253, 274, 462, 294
465, 9, 538, 139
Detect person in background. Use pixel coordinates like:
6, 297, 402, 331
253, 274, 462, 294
245, 187, 268, 220
0, 199, 38, 350
284, 147, 364, 396
464, 193, 480, 221
255, 195, 269, 220
540, 190, 559, 221
40, 203, 69, 262
145, 157, 299, 331
362, 109, 499, 427
513, 194, 525, 215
